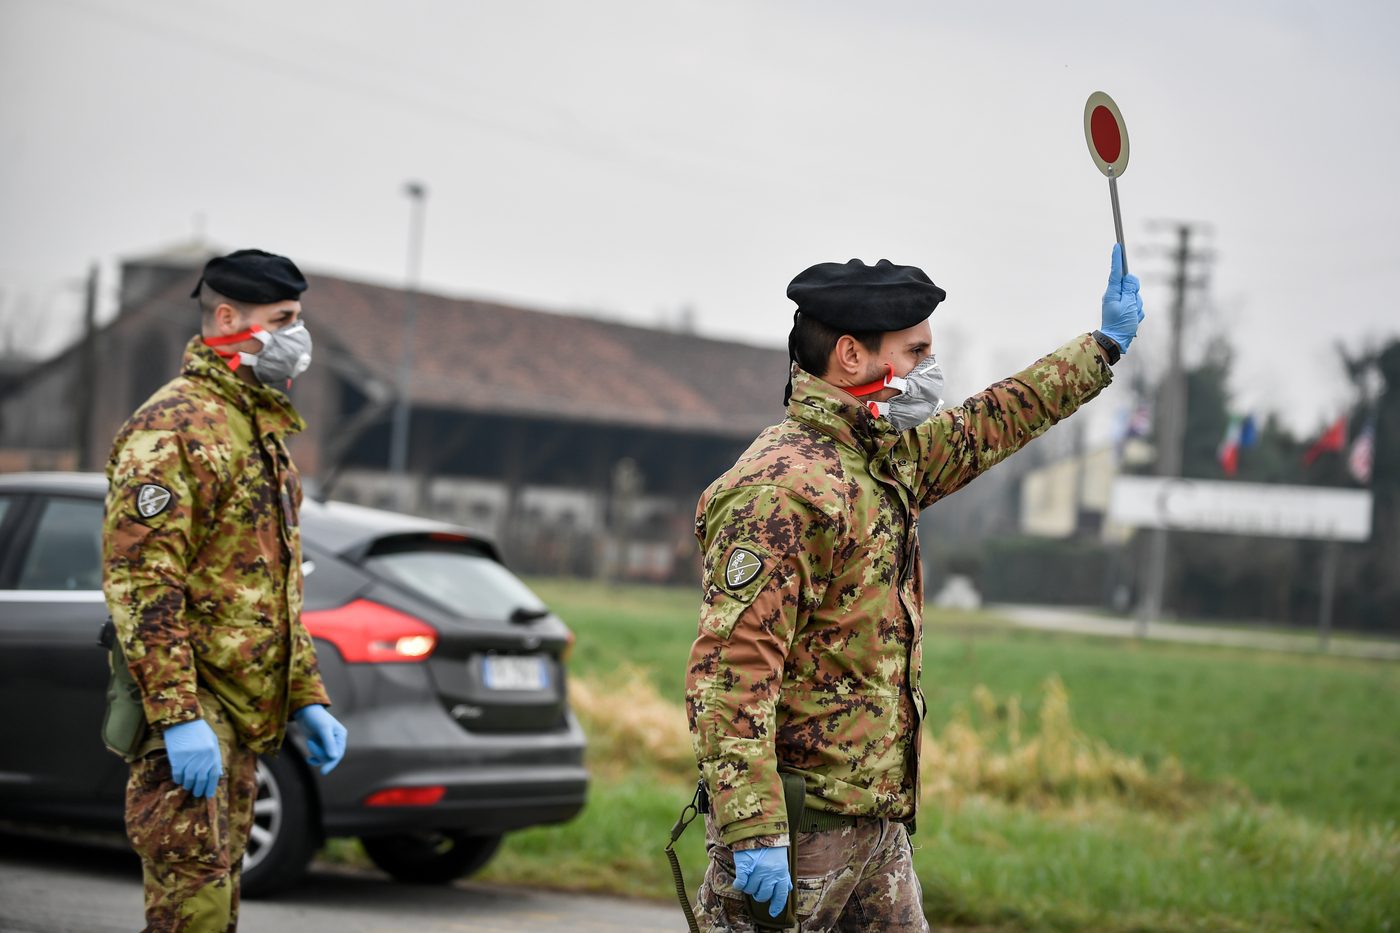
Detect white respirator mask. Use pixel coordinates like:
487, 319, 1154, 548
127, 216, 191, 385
848, 355, 946, 431
204, 321, 314, 388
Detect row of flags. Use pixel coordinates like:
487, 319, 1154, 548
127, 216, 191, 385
1216, 414, 1259, 477
1219, 412, 1376, 483
1117, 402, 1376, 484
1301, 417, 1347, 467
1297, 414, 1376, 484
1345, 419, 1376, 484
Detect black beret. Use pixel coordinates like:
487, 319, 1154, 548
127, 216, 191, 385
190, 249, 308, 303
786, 258, 945, 332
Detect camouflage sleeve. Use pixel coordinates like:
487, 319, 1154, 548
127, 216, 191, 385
103, 428, 223, 730
685, 485, 838, 847
286, 476, 331, 712
288, 626, 331, 711
908, 333, 1113, 509
288, 590, 331, 709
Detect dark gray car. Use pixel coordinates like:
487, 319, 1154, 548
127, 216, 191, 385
0, 472, 587, 894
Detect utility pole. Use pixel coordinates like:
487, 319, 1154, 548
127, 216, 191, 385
74, 263, 99, 471
388, 181, 427, 510
1137, 221, 1212, 634
1071, 417, 1087, 534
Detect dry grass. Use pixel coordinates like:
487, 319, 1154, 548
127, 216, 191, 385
568, 668, 1214, 813
919, 676, 1223, 814
567, 665, 695, 779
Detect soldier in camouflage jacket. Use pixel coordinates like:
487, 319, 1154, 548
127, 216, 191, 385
103, 250, 344, 932
686, 249, 1142, 930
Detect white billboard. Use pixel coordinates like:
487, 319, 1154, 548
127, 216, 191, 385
1109, 477, 1372, 542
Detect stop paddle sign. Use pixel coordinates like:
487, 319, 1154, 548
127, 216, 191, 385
1084, 91, 1131, 272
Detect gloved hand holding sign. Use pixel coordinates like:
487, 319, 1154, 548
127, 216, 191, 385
1100, 243, 1144, 353
733, 845, 792, 918
294, 704, 347, 774
164, 719, 223, 798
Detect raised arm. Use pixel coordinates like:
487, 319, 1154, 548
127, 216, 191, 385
908, 334, 1113, 507
908, 244, 1142, 508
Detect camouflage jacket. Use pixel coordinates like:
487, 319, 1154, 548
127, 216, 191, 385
103, 336, 330, 754
686, 334, 1113, 846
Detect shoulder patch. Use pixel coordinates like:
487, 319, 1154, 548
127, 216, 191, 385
136, 484, 173, 519
724, 547, 764, 589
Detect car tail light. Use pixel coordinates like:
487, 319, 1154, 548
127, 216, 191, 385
561, 626, 576, 663
364, 786, 446, 807
302, 599, 439, 663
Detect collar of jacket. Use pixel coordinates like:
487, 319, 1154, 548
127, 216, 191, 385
181, 336, 306, 438
786, 367, 903, 459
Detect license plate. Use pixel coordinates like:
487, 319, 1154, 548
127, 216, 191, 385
482, 654, 549, 691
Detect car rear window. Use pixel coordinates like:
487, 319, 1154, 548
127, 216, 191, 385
18, 497, 104, 590
363, 547, 547, 620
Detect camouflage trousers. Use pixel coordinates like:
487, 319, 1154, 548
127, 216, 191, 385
695, 815, 930, 932
125, 694, 258, 933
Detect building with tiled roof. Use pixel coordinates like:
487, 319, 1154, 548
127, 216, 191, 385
0, 249, 790, 580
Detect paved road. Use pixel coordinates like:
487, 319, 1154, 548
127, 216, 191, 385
0, 830, 685, 933
992, 604, 1400, 661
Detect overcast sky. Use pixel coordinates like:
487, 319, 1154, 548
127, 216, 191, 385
3, 0, 1398, 444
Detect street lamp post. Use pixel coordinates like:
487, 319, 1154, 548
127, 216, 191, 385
388, 181, 427, 510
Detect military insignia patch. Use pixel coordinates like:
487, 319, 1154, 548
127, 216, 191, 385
725, 547, 763, 589
136, 484, 172, 519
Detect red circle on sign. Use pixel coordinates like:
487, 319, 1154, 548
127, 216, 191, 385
1090, 106, 1121, 164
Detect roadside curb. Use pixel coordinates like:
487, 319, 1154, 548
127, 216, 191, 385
989, 604, 1400, 661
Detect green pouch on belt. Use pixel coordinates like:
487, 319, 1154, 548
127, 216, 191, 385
743, 771, 806, 930
98, 617, 148, 762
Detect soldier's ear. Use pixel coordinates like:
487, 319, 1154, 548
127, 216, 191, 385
215, 303, 246, 336
830, 334, 867, 381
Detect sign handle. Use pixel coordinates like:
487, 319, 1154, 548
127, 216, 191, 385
1107, 167, 1128, 275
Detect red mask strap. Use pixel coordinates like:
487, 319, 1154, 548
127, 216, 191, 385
203, 325, 263, 347
847, 363, 893, 398
203, 325, 263, 370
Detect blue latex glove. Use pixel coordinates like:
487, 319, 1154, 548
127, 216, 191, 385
294, 704, 347, 774
1100, 243, 1145, 352
164, 719, 223, 798
733, 845, 791, 918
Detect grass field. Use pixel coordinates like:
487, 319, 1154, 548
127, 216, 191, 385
379, 579, 1400, 930
532, 578, 1400, 825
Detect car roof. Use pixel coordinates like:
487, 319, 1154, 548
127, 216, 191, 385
0, 472, 107, 497
0, 471, 497, 557
300, 499, 499, 560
